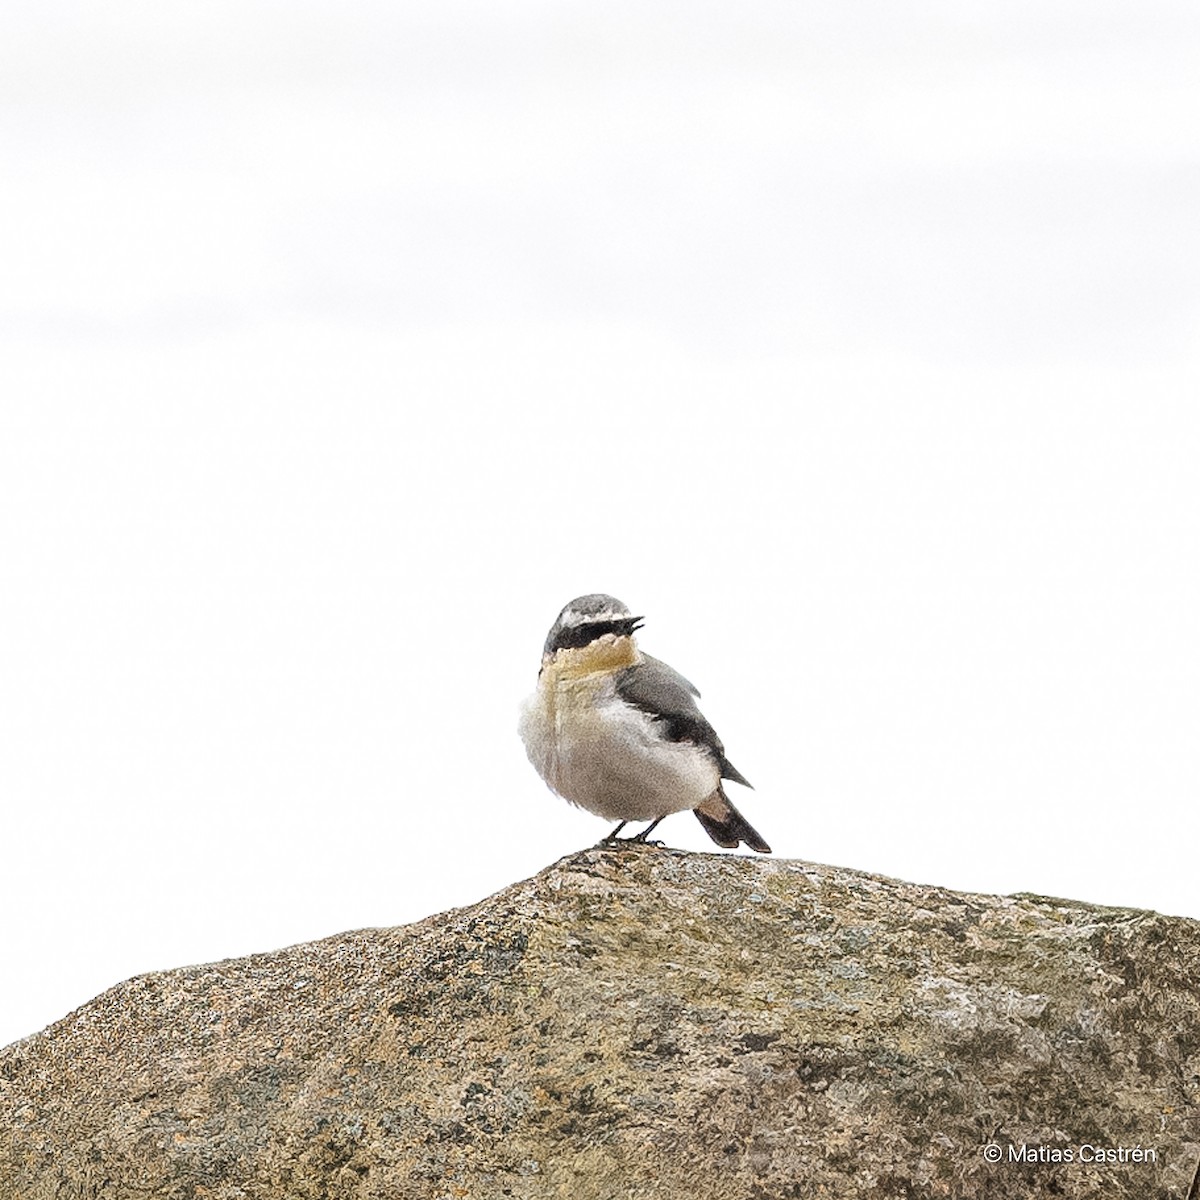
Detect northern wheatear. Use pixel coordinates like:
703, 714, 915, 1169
519, 594, 770, 853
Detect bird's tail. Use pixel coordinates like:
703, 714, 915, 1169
694, 786, 771, 854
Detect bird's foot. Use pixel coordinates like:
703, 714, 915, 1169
632, 837, 665, 847
629, 817, 665, 845
598, 821, 629, 846
598, 819, 666, 847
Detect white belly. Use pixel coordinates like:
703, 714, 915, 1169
519, 675, 719, 822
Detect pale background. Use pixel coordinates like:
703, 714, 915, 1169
2, 1, 1198, 1050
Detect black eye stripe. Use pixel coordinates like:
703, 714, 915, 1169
550, 618, 640, 653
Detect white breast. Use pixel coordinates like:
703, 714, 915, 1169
519, 671, 719, 823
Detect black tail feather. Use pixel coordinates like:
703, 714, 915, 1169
694, 788, 771, 854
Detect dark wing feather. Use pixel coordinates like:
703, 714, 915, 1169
615, 655, 752, 788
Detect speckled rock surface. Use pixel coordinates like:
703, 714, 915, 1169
2, 848, 1199, 1199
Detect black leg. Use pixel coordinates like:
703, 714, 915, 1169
599, 821, 628, 845
631, 817, 664, 843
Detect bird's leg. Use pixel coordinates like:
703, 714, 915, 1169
598, 821, 628, 845
630, 817, 664, 844
600, 818, 666, 847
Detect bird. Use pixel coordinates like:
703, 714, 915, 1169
519, 594, 770, 853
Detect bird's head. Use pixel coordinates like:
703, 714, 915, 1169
541, 594, 645, 665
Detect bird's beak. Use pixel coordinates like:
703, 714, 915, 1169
629, 617, 645, 634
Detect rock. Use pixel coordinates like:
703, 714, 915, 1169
1, 847, 1198, 1199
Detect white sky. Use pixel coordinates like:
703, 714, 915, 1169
2, 1, 1198, 1049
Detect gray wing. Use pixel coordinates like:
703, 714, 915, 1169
615, 654, 752, 788
641, 653, 700, 697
